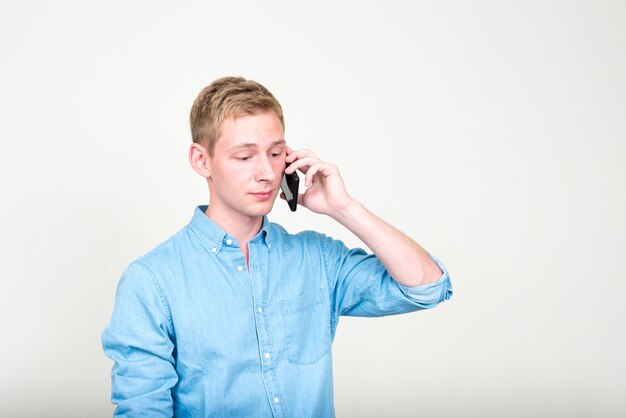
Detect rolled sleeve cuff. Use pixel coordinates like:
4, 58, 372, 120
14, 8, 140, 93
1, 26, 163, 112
399, 255, 453, 308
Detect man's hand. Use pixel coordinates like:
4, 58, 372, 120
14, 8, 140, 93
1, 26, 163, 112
284, 147, 356, 217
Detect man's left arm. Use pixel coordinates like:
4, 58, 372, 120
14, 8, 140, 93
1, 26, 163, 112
285, 147, 443, 287
330, 200, 443, 286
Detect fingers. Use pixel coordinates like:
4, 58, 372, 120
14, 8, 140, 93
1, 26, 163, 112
284, 156, 320, 175
285, 148, 338, 187
285, 149, 324, 177
285, 148, 320, 164
304, 162, 337, 187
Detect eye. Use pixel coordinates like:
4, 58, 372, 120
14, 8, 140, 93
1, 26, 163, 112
236, 155, 252, 161
269, 148, 285, 158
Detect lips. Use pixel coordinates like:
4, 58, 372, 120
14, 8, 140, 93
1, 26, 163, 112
250, 190, 275, 201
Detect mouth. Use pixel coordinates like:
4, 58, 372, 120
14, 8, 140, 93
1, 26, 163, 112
250, 190, 276, 201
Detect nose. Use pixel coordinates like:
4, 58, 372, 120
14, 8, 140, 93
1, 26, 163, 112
255, 155, 277, 183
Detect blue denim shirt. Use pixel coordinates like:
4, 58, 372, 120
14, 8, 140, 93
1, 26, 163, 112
102, 205, 452, 417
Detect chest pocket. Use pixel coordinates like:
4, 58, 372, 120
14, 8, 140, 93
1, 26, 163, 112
280, 287, 332, 365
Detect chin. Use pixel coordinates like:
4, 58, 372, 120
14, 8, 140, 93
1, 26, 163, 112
244, 201, 276, 218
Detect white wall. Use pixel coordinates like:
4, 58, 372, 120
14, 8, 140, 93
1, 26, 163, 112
1, 1, 624, 416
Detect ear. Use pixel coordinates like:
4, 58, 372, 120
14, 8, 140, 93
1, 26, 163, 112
189, 143, 212, 178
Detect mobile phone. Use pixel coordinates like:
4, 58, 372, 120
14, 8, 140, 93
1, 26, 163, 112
280, 164, 299, 212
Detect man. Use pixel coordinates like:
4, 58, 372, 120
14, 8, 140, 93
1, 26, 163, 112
102, 76, 452, 417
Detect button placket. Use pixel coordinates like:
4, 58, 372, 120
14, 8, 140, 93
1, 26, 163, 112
249, 240, 284, 415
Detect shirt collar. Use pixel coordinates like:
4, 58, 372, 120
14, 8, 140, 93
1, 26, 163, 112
189, 205, 272, 253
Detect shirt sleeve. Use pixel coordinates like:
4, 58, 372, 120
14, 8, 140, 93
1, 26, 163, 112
101, 262, 178, 417
319, 234, 453, 319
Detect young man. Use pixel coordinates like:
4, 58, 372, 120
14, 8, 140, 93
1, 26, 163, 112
102, 76, 452, 417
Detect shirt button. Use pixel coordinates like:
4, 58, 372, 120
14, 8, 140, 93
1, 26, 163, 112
211, 247, 217, 253
226, 239, 232, 245
264, 352, 270, 359
237, 265, 243, 272
257, 306, 263, 314
273, 397, 280, 404
268, 243, 272, 249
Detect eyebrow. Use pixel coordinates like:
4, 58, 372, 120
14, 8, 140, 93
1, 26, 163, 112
228, 139, 286, 152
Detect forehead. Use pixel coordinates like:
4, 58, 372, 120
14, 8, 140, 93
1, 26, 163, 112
216, 111, 284, 149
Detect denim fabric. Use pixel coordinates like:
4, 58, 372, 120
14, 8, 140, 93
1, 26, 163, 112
102, 205, 452, 417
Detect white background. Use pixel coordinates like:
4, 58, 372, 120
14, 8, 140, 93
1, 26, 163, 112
1, 1, 625, 417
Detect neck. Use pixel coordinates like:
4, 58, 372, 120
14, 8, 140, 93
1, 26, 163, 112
204, 205, 263, 247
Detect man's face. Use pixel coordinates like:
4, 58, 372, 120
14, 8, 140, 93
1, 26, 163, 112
207, 111, 286, 222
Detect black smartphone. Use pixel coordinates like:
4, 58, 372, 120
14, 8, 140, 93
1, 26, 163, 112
280, 164, 299, 212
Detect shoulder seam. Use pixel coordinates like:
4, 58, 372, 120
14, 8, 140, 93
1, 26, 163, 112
132, 261, 176, 340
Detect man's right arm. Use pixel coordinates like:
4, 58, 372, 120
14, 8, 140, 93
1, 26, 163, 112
101, 262, 178, 417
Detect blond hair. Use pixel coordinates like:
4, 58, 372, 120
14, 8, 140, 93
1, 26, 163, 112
190, 76, 284, 155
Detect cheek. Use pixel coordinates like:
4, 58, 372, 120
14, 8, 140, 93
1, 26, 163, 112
272, 160, 286, 177
214, 163, 250, 180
